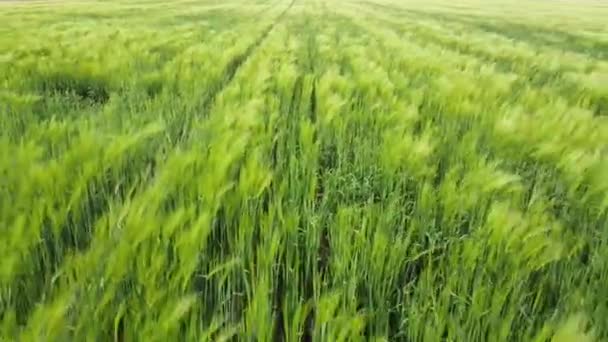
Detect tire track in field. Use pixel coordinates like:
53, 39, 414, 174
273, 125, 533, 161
300, 9, 327, 342
299, 12, 445, 339
178, 0, 297, 142
261, 6, 325, 340
181, 1, 297, 338
264, 11, 313, 341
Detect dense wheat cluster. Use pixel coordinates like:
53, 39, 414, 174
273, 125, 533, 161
1, 0, 607, 340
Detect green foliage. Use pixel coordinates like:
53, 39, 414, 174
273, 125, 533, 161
1, 0, 607, 340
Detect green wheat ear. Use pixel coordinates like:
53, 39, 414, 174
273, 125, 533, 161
1, 0, 607, 340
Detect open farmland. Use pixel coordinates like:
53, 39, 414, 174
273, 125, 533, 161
1, 0, 607, 340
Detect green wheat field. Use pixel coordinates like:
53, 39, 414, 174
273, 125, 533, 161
1, 0, 607, 340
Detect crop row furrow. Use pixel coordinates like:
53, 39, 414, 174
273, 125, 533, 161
331, 7, 606, 338
358, 1, 608, 59
350, 2, 608, 117
0, 2, 291, 338
3, 0, 608, 340
337, 6, 607, 220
